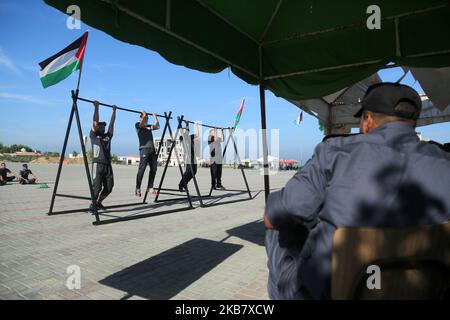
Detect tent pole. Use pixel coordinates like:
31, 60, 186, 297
259, 84, 270, 202
326, 104, 332, 135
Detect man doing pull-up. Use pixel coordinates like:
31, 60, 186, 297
89, 100, 116, 214
135, 111, 160, 197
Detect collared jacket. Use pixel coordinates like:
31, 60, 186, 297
265, 121, 450, 299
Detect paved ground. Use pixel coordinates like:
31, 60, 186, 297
0, 163, 293, 300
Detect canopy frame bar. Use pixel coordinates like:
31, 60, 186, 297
99, 0, 259, 80
195, 0, 259, 44
259, 0, 283, 42
261, 3, 448, 46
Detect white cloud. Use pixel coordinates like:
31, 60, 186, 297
0, 47, 20, 74
0, 92, 60, 105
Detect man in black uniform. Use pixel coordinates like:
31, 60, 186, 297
18, 164, 38, 184
208, 128, 225, 189
0, 162, 18, 185
178, 121, 200, 191
89, 100, 116, 214
135, 111, 160, 197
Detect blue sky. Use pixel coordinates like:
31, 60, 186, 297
0, 0, 448, 162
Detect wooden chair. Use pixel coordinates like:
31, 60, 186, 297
331, 221, 450, 299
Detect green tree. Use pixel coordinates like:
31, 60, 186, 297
72, 151, 78, 157
9, 144, 32, 153
86, 150, 93, 162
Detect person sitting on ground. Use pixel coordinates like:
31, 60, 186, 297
18, 164, 38, 184
0, 162, 18, 185
208, 128, 225, 190
178, 121, 200, 192
135, 111, 160, 197
264, 82, 450, 300
89, 100, 116, 214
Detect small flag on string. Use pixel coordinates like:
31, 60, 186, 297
233, 98, 245, 128
319, 120, 325, 132
294, 111, 303, 125
39, 31, 88, 88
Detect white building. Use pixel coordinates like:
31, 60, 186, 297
118, 137, 187, 167
154, 137, 185, 167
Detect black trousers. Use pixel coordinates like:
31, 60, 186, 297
210, 162, 222, 186
92, 162, 114, 201
136, 148, 157, 190
179, 163, 197, 187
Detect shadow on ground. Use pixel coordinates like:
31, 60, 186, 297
99, 238, 243, 299
226, 220, 265, 246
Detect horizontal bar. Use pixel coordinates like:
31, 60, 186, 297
48, 207, 90, 215
55, 193, 92, 200
92, 206, 195, 226
76, 96, 170, 119
47, 201, 148, 216
158, 188, 184, 192
183, 119, 232, 130
154, 197, 197, 203
210, 188, 251, 193
158, 191, 188, 197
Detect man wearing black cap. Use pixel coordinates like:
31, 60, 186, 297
89, 100, 116, 214
264, 82, 450, 300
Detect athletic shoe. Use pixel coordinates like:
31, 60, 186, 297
211, 185, 217, 190
97, 203, 107, 211
88, 203, 98, 215
149, 188, 157, 195
135, 188, 142, 197
178, 184, 185, 192
216, 184, 225, 189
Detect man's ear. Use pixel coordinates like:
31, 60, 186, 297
365, 112, 376, 132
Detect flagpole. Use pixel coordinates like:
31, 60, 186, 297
75, 31, 89, 93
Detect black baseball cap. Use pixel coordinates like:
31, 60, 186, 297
98, 121, 107, 126
354, 82, 422, 120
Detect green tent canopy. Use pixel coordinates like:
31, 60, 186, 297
43, 0, 450, 200
44, 0, 450, 100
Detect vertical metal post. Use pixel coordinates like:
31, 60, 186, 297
259, 84, 270, 202
48, 104, 76, 215
154, 116, 193, 208
72, 90, 100, 223
230, 133, 252, 199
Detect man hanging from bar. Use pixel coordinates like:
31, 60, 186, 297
178, 121, 200, 192
208, 128, 225, 190
89, 100, 116, 214
135, 111, 160, 197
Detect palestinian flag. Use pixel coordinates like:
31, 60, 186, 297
233, 98, 245, 128
39, 32, 88, 88
294, 111, 303, 125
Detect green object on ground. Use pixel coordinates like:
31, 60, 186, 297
38, 184, 49, 189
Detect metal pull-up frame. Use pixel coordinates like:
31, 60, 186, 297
154, 117, 252, 208
47, 90, 194, 225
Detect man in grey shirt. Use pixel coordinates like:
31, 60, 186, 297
264, 82, 450, 299
135, 111, 160, 197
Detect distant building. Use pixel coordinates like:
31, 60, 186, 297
119, 137, 189, 167
68, 153, 83, 159
123, 155, 140, 165
240, 158, 256, 168
154, 137, 185, 167
14, 151, 42, 157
